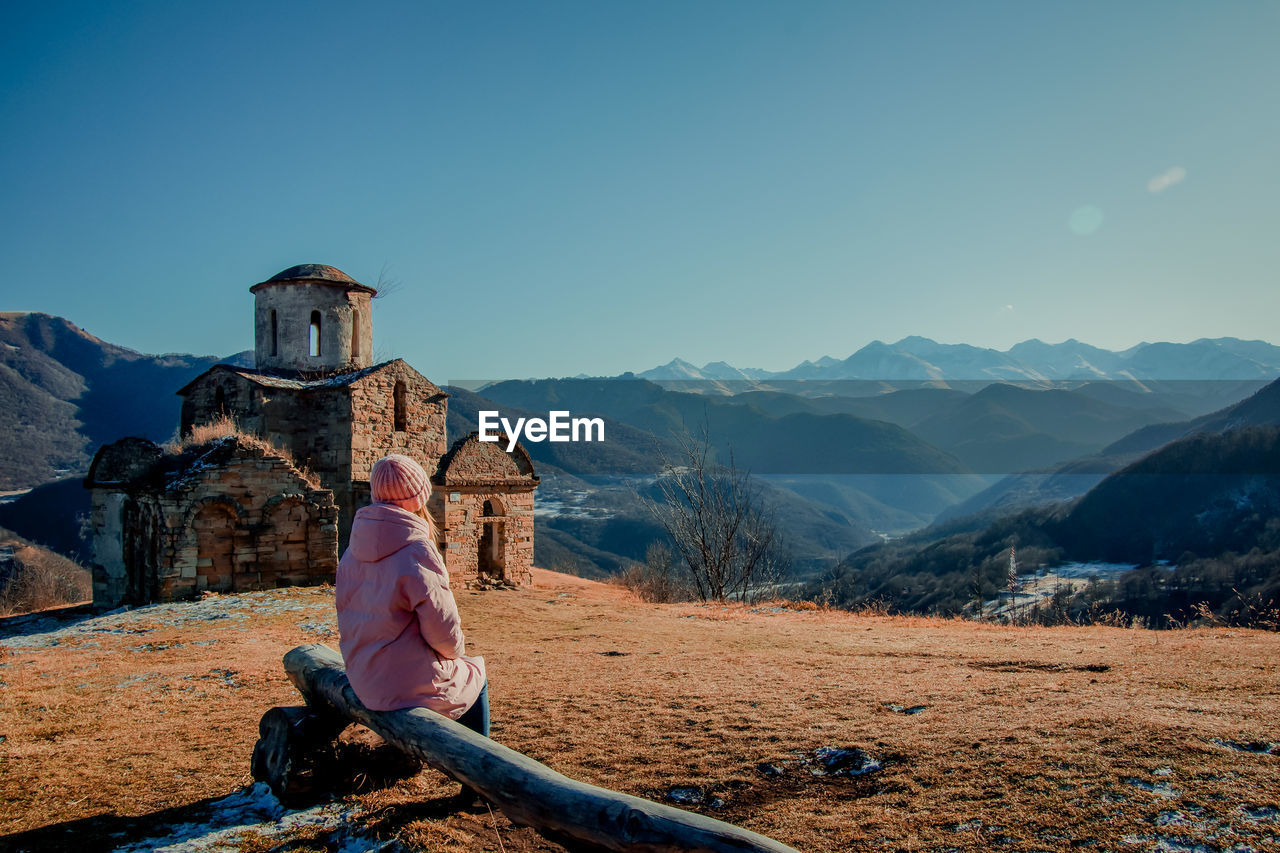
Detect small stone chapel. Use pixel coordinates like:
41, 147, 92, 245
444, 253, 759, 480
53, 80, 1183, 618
85, 264, 537, 607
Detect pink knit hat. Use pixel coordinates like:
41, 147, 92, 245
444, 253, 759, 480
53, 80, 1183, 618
370, 454, 431, 513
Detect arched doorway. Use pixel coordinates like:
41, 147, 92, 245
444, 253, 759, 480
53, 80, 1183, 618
262, 498, 308, 588
477, 498, 506, 580
120, 501, 163, 604
194, 502, 238, 593
122, 499, 151, 605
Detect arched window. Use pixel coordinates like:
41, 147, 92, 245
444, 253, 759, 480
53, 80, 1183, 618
309, 311, 321, 357
351, 308, 360, 358
482, 500, 495, 517
269, 309, 278, 357
393, 380, 407, 431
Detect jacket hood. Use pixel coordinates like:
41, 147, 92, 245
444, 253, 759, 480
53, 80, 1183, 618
346, 503, 435, 563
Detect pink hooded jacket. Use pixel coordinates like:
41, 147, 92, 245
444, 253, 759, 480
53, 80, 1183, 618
336, 503, 486, 717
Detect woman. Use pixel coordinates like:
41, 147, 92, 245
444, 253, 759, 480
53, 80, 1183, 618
335, 454, 489, 743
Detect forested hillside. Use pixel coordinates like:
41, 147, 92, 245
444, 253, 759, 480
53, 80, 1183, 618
0, 312, 246, 489
811, 425, 1280, 627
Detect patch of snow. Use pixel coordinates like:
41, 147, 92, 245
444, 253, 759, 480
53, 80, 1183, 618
1048, 561, 1143, 579
1212, 738, 1279, 755
130, 641, 186, 653
1240, 805, 1280, 823
984, 561, 1148, 617
1121, 836, 1220, 852
1155, 811, 1192, 829
665, 786, 705, 805
1118, 801, 1280, 852
110, 783, 391, 853
801, 746, 883, 777
533, 488, 615, 520
206, 668, 240, 688
1125, 777, 1180, 798
299, 619, 337, 637
1, 588, 333, 650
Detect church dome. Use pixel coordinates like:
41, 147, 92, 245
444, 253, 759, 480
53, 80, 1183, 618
250, 263, 376, 373
252, 264, 376, 294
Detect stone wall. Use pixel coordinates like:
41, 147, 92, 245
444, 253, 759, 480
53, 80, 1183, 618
181, 370, 354, 481
180, 360, 448, 550
252, 282, 374, 374
437, 432, 537, 482
86, 437, 337, 607
440, 487, 536, 586
87, 489, 128, 604
348, 361, 448, 482
85, 438, 165, 605
181, 368, 355, 544
435, 433, 539, 586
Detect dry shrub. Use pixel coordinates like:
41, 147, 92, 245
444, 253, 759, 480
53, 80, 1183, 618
616, 564, 686, 603
751, 598, 822, 612
775, 598, 822, 611
177, 414, 243, 449
167, 415, 322, 489
615, 542, 696, 603
1188, 592, 1280, 631
848, 597, 894, 617
0, 540, 91, 616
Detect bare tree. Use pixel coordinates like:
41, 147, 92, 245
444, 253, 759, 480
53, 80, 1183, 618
641, 425, 790, 602
617, 541, 696, 603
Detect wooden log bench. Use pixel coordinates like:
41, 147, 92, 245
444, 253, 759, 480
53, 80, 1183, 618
252, 643, 800, 853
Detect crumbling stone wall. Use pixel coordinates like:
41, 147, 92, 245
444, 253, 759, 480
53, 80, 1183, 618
180, 370, 354, 480
182, 371, 251, 434
179, 360, 445, 550
85, 437, 163, 600
86, 436, 337, 607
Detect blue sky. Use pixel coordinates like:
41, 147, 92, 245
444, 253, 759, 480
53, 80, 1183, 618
2, 1, 1277, 381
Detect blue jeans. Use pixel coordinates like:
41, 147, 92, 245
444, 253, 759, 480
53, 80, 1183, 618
456, 681, 489, 737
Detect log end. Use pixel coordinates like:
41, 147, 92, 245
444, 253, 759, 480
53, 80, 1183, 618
251, 705, 350, 802
251, 704, 430, 805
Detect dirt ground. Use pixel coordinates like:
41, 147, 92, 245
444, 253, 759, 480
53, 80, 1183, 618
1, 569, 1278, 852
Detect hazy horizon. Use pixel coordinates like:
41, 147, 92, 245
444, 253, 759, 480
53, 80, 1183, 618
11, 307, 1280, 381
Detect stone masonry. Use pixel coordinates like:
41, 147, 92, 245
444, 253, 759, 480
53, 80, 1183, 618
177, 358, 448, 549
251, 265, 375, 374
86, 435, 337, 606
435, 433, 538, 587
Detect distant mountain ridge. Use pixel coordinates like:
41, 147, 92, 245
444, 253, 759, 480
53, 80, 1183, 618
937, 374, 1280, 522
474, 376, 970, 476
639, 336, 1280, 384
0, 312, 249, 490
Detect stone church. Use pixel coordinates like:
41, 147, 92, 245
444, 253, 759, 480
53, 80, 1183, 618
85, 264, 538, 607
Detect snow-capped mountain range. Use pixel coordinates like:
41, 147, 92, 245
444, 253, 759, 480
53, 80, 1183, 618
638, 337, 1280, 384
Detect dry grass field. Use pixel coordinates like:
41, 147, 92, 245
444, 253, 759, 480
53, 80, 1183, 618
1, 569, 1277, 852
